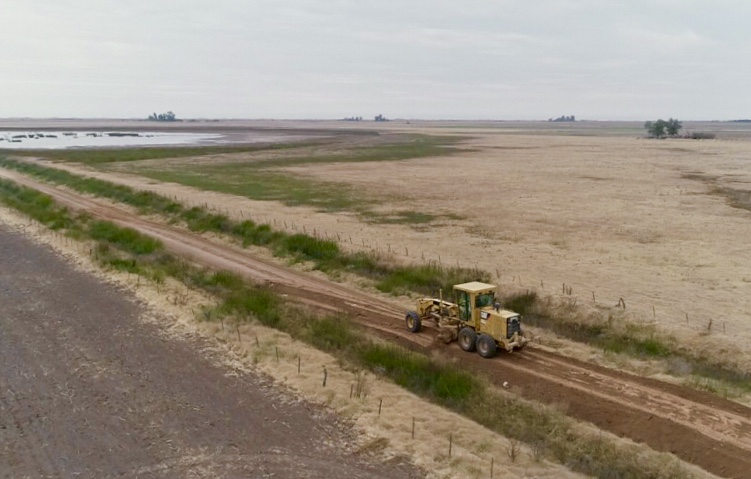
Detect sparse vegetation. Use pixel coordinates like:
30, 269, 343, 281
684, 131, 716, 140
0, 179, 74, 231
504, 290, 751, 394
0, 180, 703, 478
13, 135, 464, 224
4, 157, 750, 394
0, 158, 480, 296
712, 185, 751, 213
682, 172, 751, 214
14, 143, 320, 165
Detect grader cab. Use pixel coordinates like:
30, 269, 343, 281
405, 281, 528, 358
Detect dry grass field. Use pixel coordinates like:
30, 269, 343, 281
60, 119, 749, 369
283, 125, 751, 360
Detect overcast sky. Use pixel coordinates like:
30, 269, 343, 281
2, 1, 749, 120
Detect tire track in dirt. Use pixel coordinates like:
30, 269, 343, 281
2, 168, 751, 478
519, 351, 751, 450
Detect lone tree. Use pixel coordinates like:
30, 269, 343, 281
645, 118, 682, 138
665, 118, 682, 136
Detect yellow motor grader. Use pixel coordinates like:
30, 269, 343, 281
405, 281, 528, 358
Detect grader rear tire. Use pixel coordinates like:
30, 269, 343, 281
476, 334, 498, 358
405, 311, 422, 333
458, 327, 477, 352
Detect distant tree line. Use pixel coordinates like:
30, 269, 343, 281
341, 115, 388, 122
148, 111, 177, 122
549, 115, 576, 122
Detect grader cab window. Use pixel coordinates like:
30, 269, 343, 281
475, 292, 495, 308
457, 291, 471, 321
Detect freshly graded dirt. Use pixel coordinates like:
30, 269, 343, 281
0, 225, 419, 478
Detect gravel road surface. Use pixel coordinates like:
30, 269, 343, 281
0, 224, 419, 479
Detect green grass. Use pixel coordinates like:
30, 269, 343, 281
13, 143, 320, 165
360, 344, 479, 404
276, 233, 339, 262
15, 134, 464, 223
0, 178, 167, 281
376, 262, 491, 296
308, 316, 360, 352
0, 178, 709, 479
0, 157, 480, 296
32, 133, 464, 222
185, 270, 247, 294
0, 179, 75, 231
88, 220, 163, 255
143, 168, 361, 212
242, 135, 465, 169
219, 286, 283, 327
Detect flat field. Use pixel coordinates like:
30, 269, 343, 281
4, 119, 751, 478
37, 119, 750, 367
290, 123, 751, 357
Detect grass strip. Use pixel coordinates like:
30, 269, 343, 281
0, 157, 486, 296
237, 134, 465, 169
112, 134, 464, 220
0, 179, 74, 231
0, 179, 700, 479
12, 142, 321, 165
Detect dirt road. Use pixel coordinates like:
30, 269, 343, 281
2, 168, 751, 478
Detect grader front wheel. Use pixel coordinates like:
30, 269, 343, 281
405, 311, 422, 333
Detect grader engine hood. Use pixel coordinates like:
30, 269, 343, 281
479, 308, 519, 325
479, 308, 528, 350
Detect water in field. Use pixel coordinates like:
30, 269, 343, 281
0, 131, 223, 149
